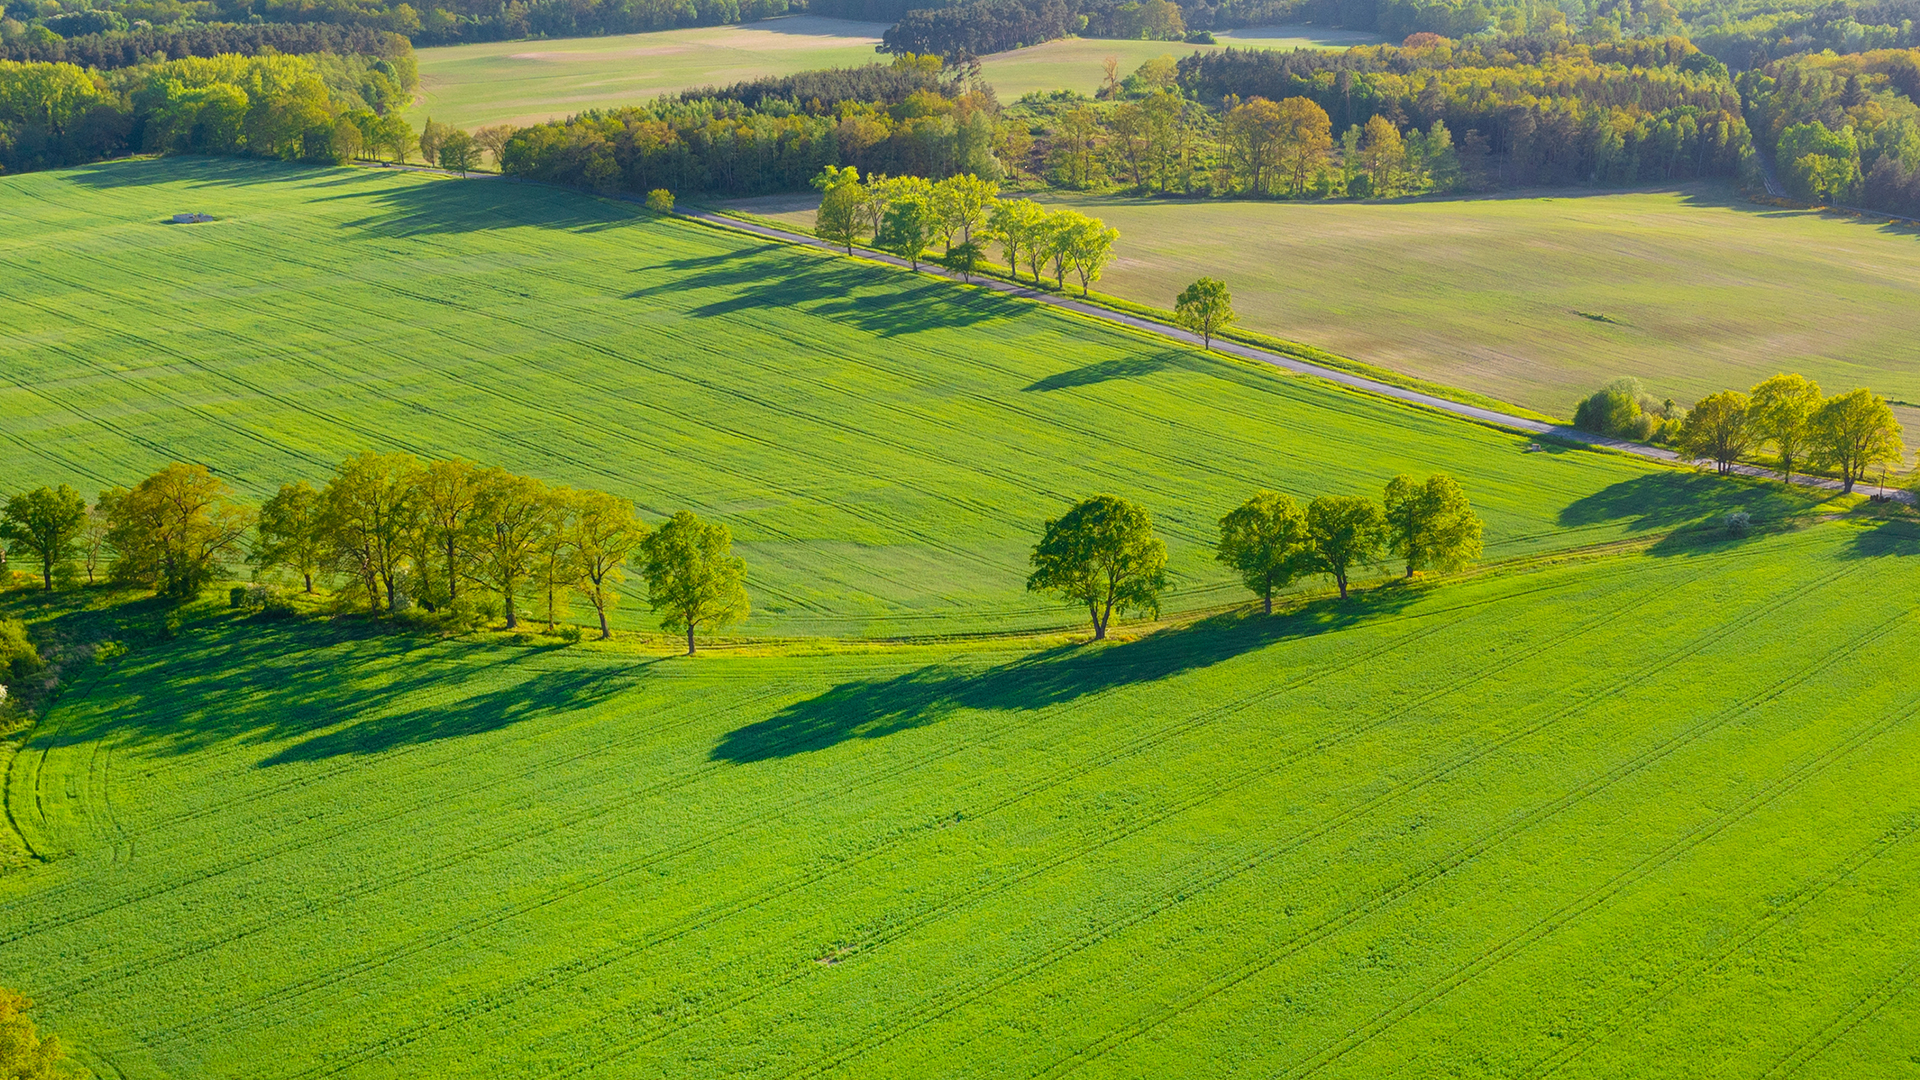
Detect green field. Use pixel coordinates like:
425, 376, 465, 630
0, 158, 1791, 639
408, 20, 1382, 129
408, 16, 891, 129
734, 186, 1920, 425
6, 519, 1919, 1077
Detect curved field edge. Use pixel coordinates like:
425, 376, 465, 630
0, 158, 1828, 639
3, 517, 1919, 1078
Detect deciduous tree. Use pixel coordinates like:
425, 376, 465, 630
1305, 494, 1386, 599
1216, 490, 1309, 614
1748, 373, 1822, 481
876, 177, 937, 269
1812, 388, 1904, 492
1064, 213, 1119, 297
988, 196, 1047, 277
253, 480, 328, 593
437, 129, 479, 175
470, 468, 559, 630
1175, 276, 1235, 349
934, 173, 998, 252
1382, 473, 1482, 578
1676, 390, 1753, 474
642, 510, 749, 655
1027, 494, 1168, 639
813, 166, 866, 252
1276, 96, 1334, 195
104, 463, 253, 600
320, 451, 419, 614
0, 484, 86, 590
569, 490, 650, 640
0, 987, 84, 1080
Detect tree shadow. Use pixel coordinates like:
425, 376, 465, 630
58, 155, 348, 191
319, 174, 641, 237
1842, 517, 1920, 559
711, 586, 1421, 763
1023, 352, 1197, 391
626, 248, 1036, 336
1557, 472, 1819, 535
25, 608, 654, 764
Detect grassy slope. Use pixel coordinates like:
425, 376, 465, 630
0, 158, 1798, 638
407, 15, 892, 129
5, 520, 1919, 1078
741, 187, 1920, 425
407, 20, 1381, 129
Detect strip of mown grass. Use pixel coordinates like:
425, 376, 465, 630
2, 519, 1916, 1078
0, 158, 1823, 637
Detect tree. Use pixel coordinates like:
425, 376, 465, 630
1812, 388, 1904, 493
0, 987, 84, 1080
1064, 214, 1120, 297
320, 451, 419, 614
1223, 97, 1283, 194
815, 174, 866, 253
987, 197, 1047, 278
877, 184, 938, 269
1676, 390, 1753, 474
253, 480, 328, 593
569, 490, 650, 639
939, 240, 985, 281
437, 129, 480, 175
1359, 115, 1406, 195
1305, 494, 1386, 599
1174, 277, 1235, 349
641, 511, 749, 655
533, 486, 578, 631
471, 468, 559, 630
1381, 473, 1482, 578
645, 188, 674, 212
103, 463, 253, 600
0, 485, 87, 590
1027, 495, 1168, 639
1037, 209, 1074, 288
1215, 490, 1309, 614
1748, 373, 1822, 481
404, 457, 480, 610
417, 117, 446, 167
1275, 96, 1334, 195
371, 112, 414, 163
473, 124, 515, 168
81, 501, 109, 585
934, 173, 998, 252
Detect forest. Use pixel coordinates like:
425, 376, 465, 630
1741, 47, 1920, 214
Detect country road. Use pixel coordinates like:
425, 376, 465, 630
682, 208, 1901, 503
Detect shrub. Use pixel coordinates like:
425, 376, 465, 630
558, 624, 584, 643
646, 189, 674, 213
0, 618, 42, 686
1725, 511, 1751, 537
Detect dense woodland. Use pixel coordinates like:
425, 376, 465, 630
1741, 47, 1920, 213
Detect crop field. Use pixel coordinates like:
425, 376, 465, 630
977, 26, 1384, 100
738, 187, 1920, 424
4, 520, 1919, 1077
407, 16, 892, 129
408, 21, 1380, 129
0, 158, 1806, 638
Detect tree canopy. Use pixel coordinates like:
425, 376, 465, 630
1174, 277, 1235, 350
0, 485, 87, 591
1305, 494, 1387, 600
641, 510, 750, 654
1215, 490, 1310, 614
1382, 473, 1482, 578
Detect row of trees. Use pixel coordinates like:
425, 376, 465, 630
0, 459, 753, 654
1673, 375, 1904, 491
811, 167, 1122, 292
1027, 476, 1483, 637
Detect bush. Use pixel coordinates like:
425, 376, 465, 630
0, 618, 42, 686
446, 594, 501, 632
229, 585, 249, 608
1725, 511, 1751, 537
558, 624, 584, 643
1185, 30, 1216, 43
646, 188, 674, 212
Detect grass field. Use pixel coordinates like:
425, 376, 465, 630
734, 186, 1920, 426
5, 518, 1919, 1078
0, 158, 1802, 639
408, 16, 891, 129
408, 20, 1382, 129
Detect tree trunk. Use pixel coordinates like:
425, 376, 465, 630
303, 571, 313, 593
42, 559, 52, 591
598, 604, 611, 640
1263, 588, 1272, 616
1336, 571, 1349, 599
686, 622, 696, 655
504, 589, 517, 629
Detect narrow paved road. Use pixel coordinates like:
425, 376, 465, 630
683, 209, 1894, 501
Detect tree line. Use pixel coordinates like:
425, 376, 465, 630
811, 167, 1121, 293
1572, 372, 1906, 492
0, 50, 415, 173
0, 20, 412, 70
1028, 475, 1483, 637
0, 458, 752, 654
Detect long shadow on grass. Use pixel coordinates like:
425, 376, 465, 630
712, 588, 1420, 763
1558, 472, 1818, 535
625, 248, 1039, 337
30, 609, 652, 763
1023, 353, 1205, 391
1842, 518, 1920, 558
